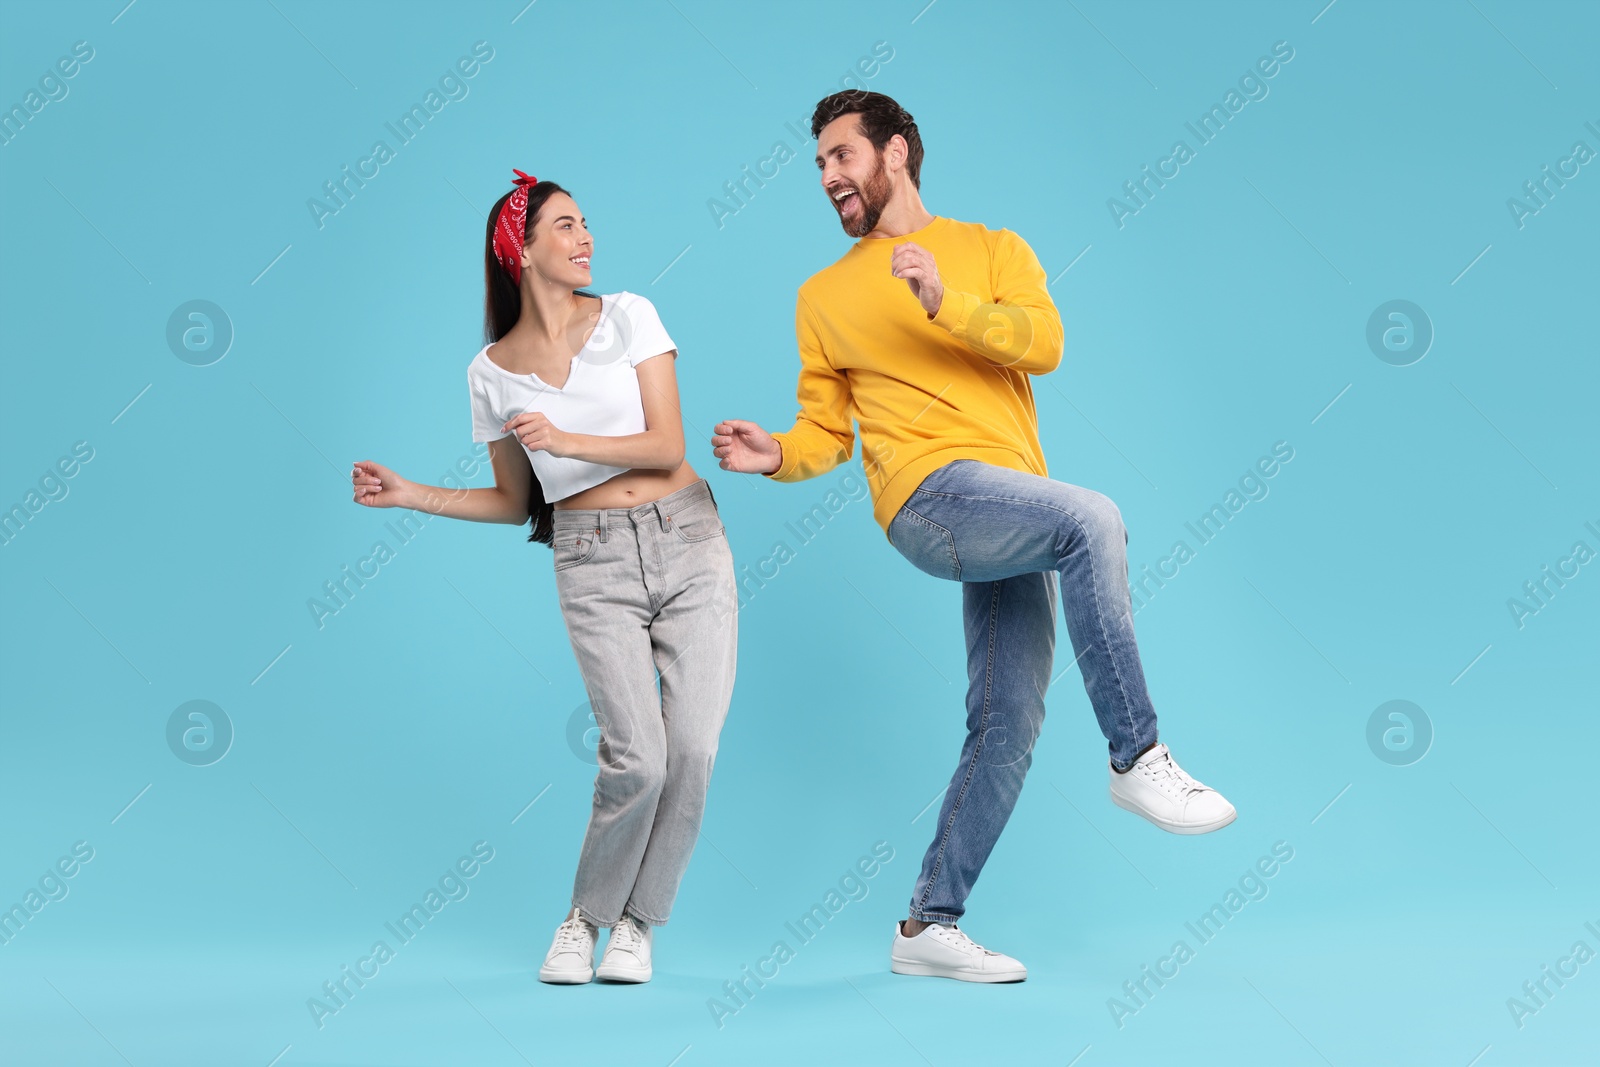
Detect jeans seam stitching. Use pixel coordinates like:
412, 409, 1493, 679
672, 526, 725, 543
670, 496, 724, 543
910, 909, 960, 922
1068, 509, 1140, 754
554, 535, 600, 571
917, 580, 1000, 917
899, 508, 961, 580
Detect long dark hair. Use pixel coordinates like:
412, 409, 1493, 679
482, 179, 598, 548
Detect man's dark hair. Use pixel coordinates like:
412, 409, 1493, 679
811, 90, 923, 190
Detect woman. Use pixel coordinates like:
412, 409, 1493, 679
350, 169, 737, 984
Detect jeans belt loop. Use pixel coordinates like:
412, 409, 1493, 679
657, 500, 670, 532
597, 507, 609, 542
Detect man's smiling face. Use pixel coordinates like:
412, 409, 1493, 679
816, 114, 894, 238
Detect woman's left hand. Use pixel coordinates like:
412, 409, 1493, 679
504, 411, 572, 457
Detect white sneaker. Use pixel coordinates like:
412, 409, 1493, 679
595, 914, 653, 983
1109, 742, 1236, 834
538, 914, 597, 984
889, 921, 1027, 983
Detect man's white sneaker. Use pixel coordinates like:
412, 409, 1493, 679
538, 914, 597, 984
1109, 742, 1236, 834
595, 914, 653, 983
889, 921, 1027, 983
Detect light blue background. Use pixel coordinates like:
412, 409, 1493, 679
2, 1, 1596, 1064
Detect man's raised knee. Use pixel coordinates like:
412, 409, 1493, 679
1076, 490, 1126, 546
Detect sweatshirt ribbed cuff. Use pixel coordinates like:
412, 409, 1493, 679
928, 288, 979, 337
763, 433, 796, 480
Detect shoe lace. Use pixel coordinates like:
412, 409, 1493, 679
1142, 747, 1204, 798
610, 916, 643, 952
553, 916, 593, 952
938, 923, 997, 956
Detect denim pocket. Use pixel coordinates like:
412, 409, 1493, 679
553, 529, 600, 571
669, 492, 725, 544
888, 508, 960, 581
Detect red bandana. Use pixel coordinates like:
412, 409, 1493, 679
492, 169, 539, 284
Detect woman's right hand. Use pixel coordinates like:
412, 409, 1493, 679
351, 460, 416, 509
712, 419, 783, 475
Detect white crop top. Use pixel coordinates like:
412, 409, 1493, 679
467, 290, 678, 503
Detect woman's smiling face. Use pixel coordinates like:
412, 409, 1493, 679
523, 191, 593, 287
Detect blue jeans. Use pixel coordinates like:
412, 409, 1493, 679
887, 459, 1159, 923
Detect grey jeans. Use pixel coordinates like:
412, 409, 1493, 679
550, 478, 738, 927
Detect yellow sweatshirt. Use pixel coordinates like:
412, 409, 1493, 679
765, 214, 1064, 538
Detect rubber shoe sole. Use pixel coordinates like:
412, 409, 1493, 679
1111, 789, 1237, 835
538, 964, 593, 984
890, 957, 1026, 982
595, 960, 651, 983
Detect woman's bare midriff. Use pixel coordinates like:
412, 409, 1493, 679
554, 462, 703, 511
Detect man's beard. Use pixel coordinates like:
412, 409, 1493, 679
836, 154, 892, 238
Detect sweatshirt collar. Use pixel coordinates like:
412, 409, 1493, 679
855, 214, 946, 245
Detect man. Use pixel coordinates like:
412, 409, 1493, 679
712, 91, 1236, 983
